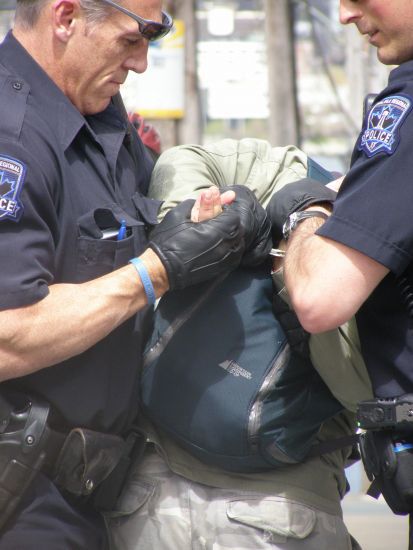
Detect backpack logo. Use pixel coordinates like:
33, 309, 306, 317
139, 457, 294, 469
359, 95, 412, 157
219, 360, 252, 380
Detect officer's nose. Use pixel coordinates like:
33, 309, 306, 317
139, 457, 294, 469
339, 0, 362, 25
124, 41, 149, 74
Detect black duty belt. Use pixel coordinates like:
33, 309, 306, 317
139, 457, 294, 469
0, 393, 146, 529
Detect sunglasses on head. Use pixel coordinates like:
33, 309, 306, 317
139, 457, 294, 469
100, 0, 173, 42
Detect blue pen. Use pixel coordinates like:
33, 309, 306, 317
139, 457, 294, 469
117, 219, 127, 241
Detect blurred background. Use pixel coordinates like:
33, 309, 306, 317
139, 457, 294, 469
0, 1, 408, 547
120, 0, 392, 174
0, 0, 391, 172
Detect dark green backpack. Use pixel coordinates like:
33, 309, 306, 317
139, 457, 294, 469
141, 262, 344, 473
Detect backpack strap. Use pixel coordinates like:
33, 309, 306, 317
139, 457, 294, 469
272, 292, 309, 359
306, 433, 360, 458
143, 273, 227, 369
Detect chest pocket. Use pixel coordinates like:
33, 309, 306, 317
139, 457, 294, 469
75, 196, 161, 283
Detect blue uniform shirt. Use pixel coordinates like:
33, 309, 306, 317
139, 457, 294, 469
0, 31, 160, 433
318, 61, 413, 398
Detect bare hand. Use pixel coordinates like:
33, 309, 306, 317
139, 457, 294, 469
191, 186, 236, 222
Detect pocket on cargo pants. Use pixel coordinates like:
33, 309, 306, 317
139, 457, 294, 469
225, 496, 352, 550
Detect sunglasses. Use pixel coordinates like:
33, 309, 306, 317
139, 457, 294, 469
100, 0, 173, 42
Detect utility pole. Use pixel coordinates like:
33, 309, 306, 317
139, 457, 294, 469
264, 0, 300, 146
156, 0, 202, 149
174, 0, 202, 144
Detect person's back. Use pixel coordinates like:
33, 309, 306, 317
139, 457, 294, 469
106, 139, 372, 550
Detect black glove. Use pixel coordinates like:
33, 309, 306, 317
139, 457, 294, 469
266, 178, 337, 244
221, 185, 272, 266
149, 200, 244, 290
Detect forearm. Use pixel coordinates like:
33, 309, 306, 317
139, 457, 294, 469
0, 249, 168, 381
284, 216, 338, 331
284, 210, 388, 333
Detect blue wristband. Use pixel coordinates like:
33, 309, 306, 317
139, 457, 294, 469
129, 258, 156, 305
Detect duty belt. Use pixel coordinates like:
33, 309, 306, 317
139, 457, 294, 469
0, 392, 146, 529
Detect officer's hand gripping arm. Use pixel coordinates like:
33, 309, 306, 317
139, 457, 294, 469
266, 178, 337, 244
149, 200, 245, 290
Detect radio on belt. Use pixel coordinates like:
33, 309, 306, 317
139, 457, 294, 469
357, 394, 413, 431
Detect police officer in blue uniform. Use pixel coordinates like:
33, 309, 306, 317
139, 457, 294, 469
267, 0, 413, 535
0, 1, 270, 547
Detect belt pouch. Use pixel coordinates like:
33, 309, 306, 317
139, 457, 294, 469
93, 429, 147, 512
53, 428, 127, 497
361, 430, 413, 515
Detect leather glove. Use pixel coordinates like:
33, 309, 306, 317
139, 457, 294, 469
266, 178, 337, 244
221, 185, 272, 266
149, 200, 244, 290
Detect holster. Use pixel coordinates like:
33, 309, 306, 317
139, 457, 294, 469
0, 393, 64, 530
359, 430, 413, 515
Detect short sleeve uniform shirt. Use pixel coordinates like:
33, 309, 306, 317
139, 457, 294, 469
0, 32, 160, 432
318, 61, 413, 397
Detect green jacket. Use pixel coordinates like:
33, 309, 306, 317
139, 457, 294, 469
142, 138, 372, 515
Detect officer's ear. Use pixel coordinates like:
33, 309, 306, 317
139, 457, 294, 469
52, 0, 80, 43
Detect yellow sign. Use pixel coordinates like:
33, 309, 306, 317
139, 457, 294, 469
121, 20, 185, 119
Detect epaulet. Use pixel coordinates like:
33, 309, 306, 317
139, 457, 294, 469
0, 74, 29, 143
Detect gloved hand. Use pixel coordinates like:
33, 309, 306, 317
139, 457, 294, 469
266, 178, 337, 244
149, 199, 244, 290
221, 185, 272, 266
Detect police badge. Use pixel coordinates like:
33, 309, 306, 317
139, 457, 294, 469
359, 95, 412, 157
0, 155, 26, 222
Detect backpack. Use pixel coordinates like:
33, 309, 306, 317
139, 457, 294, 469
141, 261, 345, 473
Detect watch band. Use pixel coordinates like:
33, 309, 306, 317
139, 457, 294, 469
282, 210, 328, 240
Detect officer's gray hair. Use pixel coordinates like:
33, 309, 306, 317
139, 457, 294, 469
15, 0, 121, 29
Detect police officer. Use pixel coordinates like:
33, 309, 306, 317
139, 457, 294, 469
0, 1, 270, 548
268, 0, 413, 536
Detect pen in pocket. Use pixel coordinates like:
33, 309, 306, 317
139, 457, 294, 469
117, 219, 127, 241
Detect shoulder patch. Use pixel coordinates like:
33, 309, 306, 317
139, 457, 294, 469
359, 95, 412, 157
0, 155, 26, 222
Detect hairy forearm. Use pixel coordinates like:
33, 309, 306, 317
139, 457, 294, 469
284, 217, 329, 309
0, 249, 168, 381
283, 206, 350, 332
284, 208, 388, 333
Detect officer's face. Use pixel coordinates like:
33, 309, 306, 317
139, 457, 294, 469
65, 0, 162, 114
339, 0, 413, 65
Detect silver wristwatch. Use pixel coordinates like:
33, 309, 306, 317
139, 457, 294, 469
282, 210, 328, 240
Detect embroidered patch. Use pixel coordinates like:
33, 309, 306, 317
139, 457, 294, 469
0, 155, 26, 222
359, 95, 412, 157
